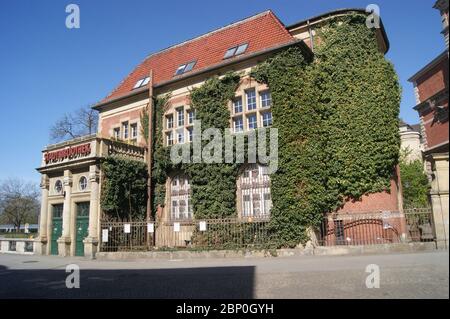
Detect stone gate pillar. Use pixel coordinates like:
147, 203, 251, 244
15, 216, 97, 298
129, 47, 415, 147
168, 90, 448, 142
429, 153, 449, 249
35, 174, 49, 255
57, 170, 72, 256
84, 164, 100, 258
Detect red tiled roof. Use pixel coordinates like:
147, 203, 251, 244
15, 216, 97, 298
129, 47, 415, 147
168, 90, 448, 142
101, 11, 295, 103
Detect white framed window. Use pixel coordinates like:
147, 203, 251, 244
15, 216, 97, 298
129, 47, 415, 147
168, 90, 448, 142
122, 122, 129, 139
247, 114, 257, 130
131, 123, 138, 139
246, 89, 257, 111
113, 127, 120, 139
177, 129, 184, 144
239, 164, 271, 218
166, 131, 174, 146
262, 112, 272, 127
187, 127, 193, 142
54, 180, 63, 194
188, 110, 195, 125
79, 176, 88, 191
233, 116, 243, 133
170, 175, 193, 220
233, 97, 243, 114
166, 114, 174, 129
260, 91, 271, 108
177, 108, 184, 127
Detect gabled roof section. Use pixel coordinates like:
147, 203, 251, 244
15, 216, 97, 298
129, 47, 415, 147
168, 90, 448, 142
101, 10, 295, 104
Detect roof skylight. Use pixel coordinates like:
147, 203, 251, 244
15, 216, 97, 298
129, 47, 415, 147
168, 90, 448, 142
223, 43, 248, 59
175, 61, 197, 76
133, 76, 150, 89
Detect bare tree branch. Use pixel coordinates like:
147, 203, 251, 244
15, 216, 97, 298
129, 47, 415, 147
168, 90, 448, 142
49, 105, 98, 142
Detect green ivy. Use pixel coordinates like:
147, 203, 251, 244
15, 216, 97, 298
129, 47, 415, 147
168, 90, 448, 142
251, 13, 401, 247
399, 150, 430, 208
252, 46, 328, 246
100, 156, 148, 221
140, 73, 273, 222
183, 73, 241, 219
315, 14, 401, 200
141, 94, 172, 214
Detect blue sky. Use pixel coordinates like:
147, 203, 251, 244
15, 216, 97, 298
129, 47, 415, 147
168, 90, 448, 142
0, 0, 446, 184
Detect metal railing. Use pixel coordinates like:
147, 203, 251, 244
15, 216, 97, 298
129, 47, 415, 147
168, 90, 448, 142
99, 208, 435, 252
99, 215, 271, 252
404, 208, 435, 243
318, 209, 435, 246
100, 220, 152, 252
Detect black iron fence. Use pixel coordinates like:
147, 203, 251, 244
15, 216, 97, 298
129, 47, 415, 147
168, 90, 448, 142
100, 220, 152, 252
99, 215, 271, 252
99, 208, 435, 252
318, 208, 435, 246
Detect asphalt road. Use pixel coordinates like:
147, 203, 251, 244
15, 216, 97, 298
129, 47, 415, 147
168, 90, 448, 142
0, 251, 448, 299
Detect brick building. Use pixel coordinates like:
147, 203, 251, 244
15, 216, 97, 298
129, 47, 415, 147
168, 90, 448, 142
36, 9, 405, 257
408, 0, 449, 248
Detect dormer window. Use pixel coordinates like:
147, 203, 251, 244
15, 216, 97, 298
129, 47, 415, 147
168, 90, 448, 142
175, 61, 196, 76
133, 76, 150, 89
224, 43, 248, 59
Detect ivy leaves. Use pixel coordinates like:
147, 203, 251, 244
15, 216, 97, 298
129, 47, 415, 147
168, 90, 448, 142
100, 156, 148, 221
251, 14, 401, 247
186, 73, 241, 219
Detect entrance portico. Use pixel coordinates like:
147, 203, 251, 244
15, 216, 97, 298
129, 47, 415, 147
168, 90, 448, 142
36, 134, 145, 257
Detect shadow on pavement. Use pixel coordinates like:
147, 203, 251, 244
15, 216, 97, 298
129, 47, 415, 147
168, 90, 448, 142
0, 266, 255, 299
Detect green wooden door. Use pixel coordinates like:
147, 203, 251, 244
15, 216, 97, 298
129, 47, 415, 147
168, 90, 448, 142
50, 204, 63, 255
75, 202, 90, 256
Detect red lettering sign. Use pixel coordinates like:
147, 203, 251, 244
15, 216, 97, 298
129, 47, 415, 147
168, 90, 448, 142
44, 143, 91, 164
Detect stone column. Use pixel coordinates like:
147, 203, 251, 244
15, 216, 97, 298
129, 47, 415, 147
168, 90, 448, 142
57, 170, 72, 256
429, 153, 449, 249
83, 165, 100, 258
35, 174, 49, 255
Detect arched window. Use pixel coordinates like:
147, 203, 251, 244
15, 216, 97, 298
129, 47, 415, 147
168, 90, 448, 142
170, 174, 193, 220
238, 164, 272, 217
79, 176, 88, 191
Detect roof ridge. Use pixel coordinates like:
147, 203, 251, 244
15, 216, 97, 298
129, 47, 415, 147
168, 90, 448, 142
266, 10, 293, 39
143, 10, 272, 61
104, 10, 275, 101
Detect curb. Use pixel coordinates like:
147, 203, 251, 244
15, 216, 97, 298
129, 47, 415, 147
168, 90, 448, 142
95, 242, 440, 260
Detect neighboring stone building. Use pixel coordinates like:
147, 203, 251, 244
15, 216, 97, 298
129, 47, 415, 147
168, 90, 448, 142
399, 120, 423, 163
409, 0, 449, 248
36, 9, 404, 257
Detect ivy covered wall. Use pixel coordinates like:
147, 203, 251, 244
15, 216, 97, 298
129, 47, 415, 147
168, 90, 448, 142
100, 156, 148, 221
184, 73, 242, 219
101, 13, 401, 248
252, 14, 401, 246
140, 73, 243, 219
